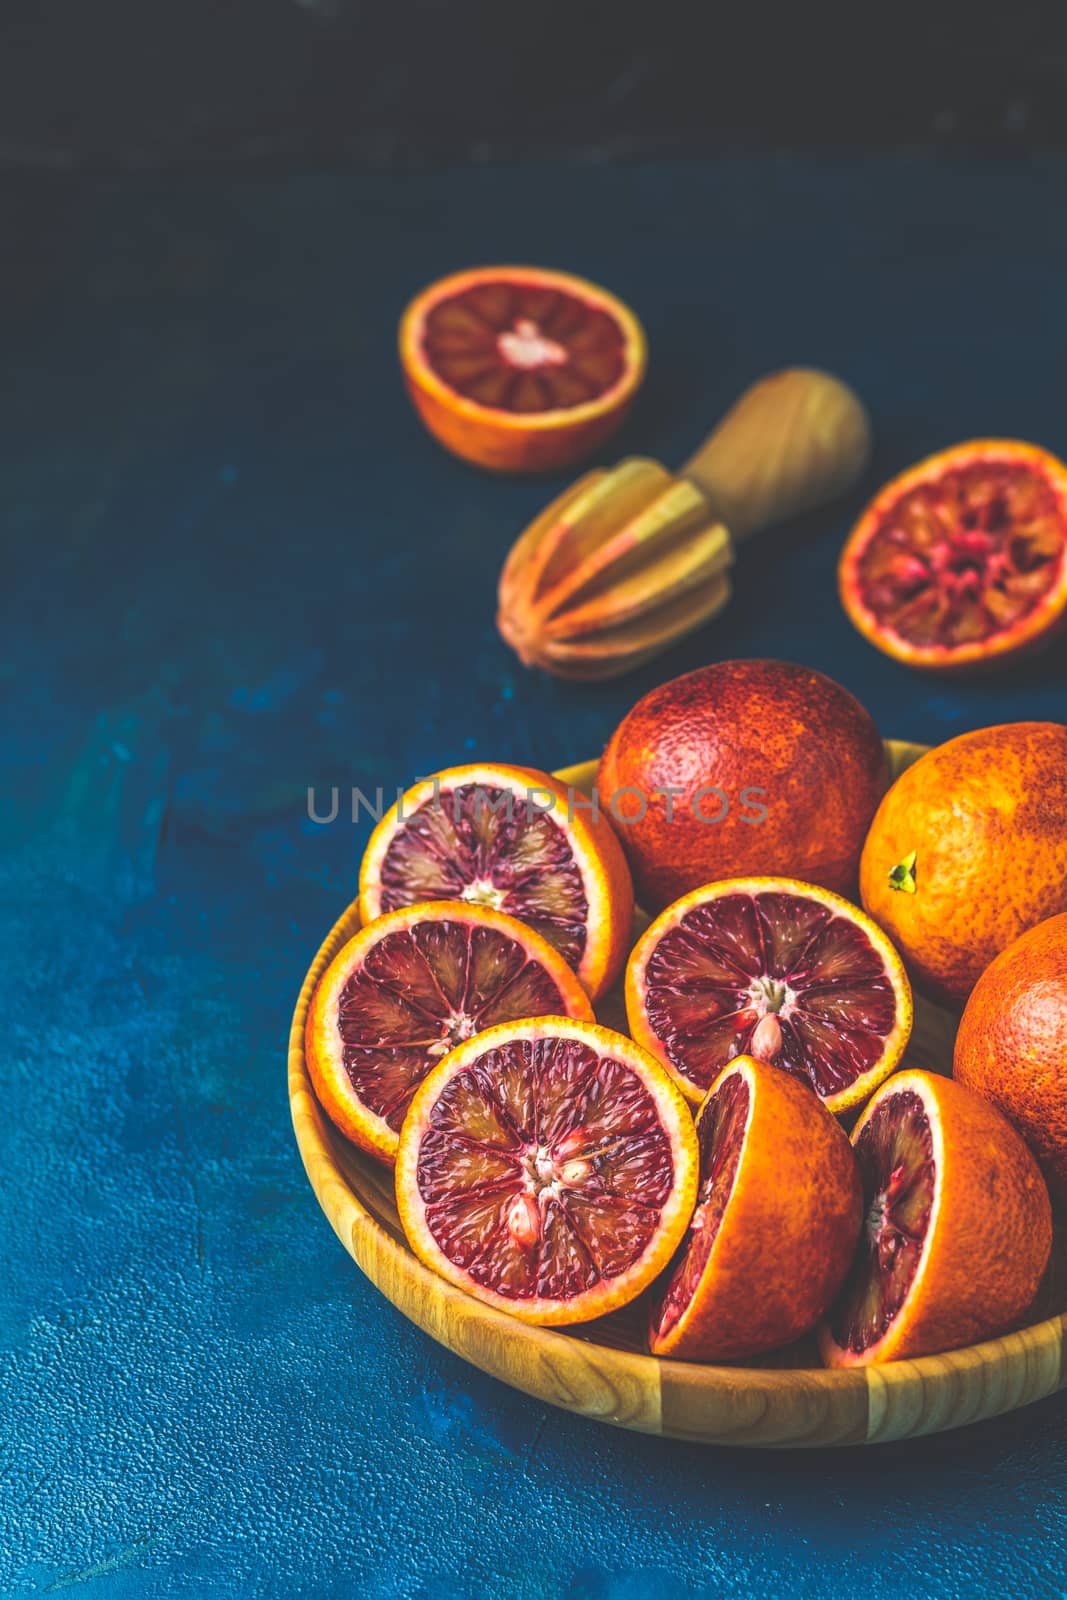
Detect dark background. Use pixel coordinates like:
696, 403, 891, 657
5, 153, 1067, 1598
4, 8, 1067, 1598
4, 0, 1067, 169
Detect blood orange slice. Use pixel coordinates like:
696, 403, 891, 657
839, 440, 1067, 671
649, 1056, 861, 1361
626, 877, 912, 1113
820, 1069, 1052, 1367
359, 763, 634, 1002
399, 266, 646, 473
395, 1018, 699, 1326
305, 902, 593, 1164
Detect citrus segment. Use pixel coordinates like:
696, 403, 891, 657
359, 763, 634, 1002
305, 903, 593, 1164
399, 267, 646, 473
820, 1070, 1052, 1367
627, 877, 912, 1112
650, 1072, 750, 1340
649, 1056, 862, 1361
421, 278, 629, 413
839, 441, 1067, 670
395, 1019, 699, 1325
827, 1088, 935, 1355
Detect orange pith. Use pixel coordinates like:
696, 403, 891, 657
395, 1018, 699, 1326
626, 876, 912, 1113
859, 721, 1067, 1005
649, 1056, 862, 1361
839, 439, 1067, 671
359, 762, 634, 1002
399, 266, 646, 472
305, 901, 593, 1165
820, 1069, 1052, 1367
954, 911, 1067, 1206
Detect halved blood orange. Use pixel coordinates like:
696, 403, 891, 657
820, 1069, 1052, 1367
626, 877, 912, 1114
839, 440, 1067, 671
305, 902, 593, 1164
359, 763, 634, 1003
396, 1018, 698, 1326
649, 1056, 862, 1361
399, 266, 646, 473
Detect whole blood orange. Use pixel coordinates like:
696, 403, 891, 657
359, 762, 633, 1003
860, 722, 1067, 1005
596, 659, 888, 911
399, 266, 646, 473
820, 1069, 1051, 1366
305, 902, 593, 1164
839, 441, 1067, 671
954, 912, 1067, 1205
395, 1018, 699, 1326
626, 877, 912, 1113
648, 1056, 862, 1361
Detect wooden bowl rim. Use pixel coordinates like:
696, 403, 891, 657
288, 740, 1066, 1445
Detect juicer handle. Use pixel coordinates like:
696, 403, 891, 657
680, 369, 872, 543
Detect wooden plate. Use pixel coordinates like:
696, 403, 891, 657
288, 741, 1067, 1446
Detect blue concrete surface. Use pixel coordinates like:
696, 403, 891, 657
3, 159, 1067, 1598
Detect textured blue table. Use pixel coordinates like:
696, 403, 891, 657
3, 159, 1067, 1598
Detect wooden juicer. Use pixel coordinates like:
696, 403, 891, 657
497, 369, 871, 679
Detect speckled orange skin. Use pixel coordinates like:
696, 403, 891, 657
860, 722, 1067, 1006
596, 659, 888, 912
402, 372, 638, 474
954, 913, 1067, 1206
820, 1070, 1052, 1367
649, 1057, 862, 1361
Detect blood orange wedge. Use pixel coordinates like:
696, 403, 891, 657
395, 1018, 699, 1326
359, 763, 633, 1003
839, 440, 1067, 671
649, 1056, 862, 1361
305, 903, 593, 1165
626, 877, 912, 1114
399, 266, 646, 473
819, 1069, 1052, 1368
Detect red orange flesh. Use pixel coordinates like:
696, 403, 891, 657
820, 1070, 1052, 1367
649, 1056, 862, 1361
359, 763, 634, 1002
396, 1018, 699, 1326
305, 902, 593, 1164
399, 267, 646, 473
839, 440, 1067, 671
627, 877, 912, 1114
